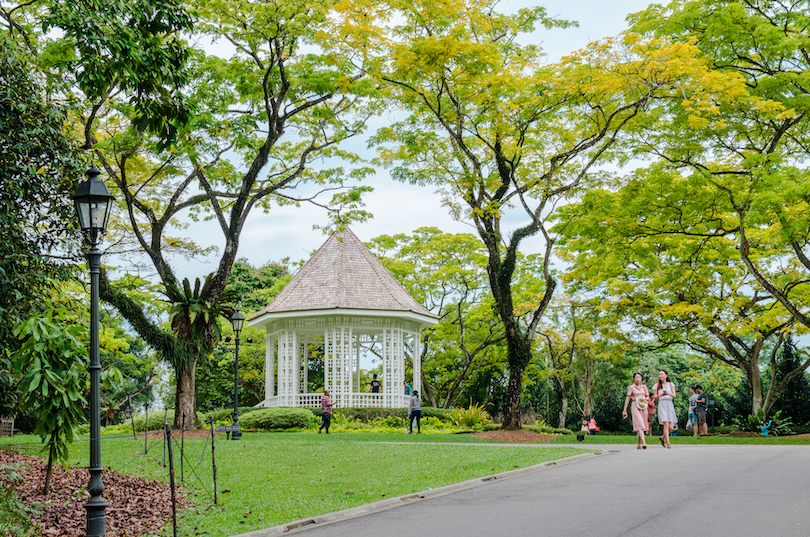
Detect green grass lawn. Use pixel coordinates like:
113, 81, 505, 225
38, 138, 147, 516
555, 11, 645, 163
1, 432, 586, 537
3, 429, 808, 536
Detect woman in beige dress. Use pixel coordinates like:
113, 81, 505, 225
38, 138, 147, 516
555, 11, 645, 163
622, 373, 650, 449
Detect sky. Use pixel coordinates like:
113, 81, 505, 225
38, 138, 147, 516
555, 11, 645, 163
153, 1, 657, 282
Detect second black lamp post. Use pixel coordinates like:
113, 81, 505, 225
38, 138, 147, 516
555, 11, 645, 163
229, 309, 245, 440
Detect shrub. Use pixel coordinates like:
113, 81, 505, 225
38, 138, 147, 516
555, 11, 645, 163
96, 410, 176, 433
450, 404, 491, 429
421, 407, 454, 422
371, 415, 407, 428
733, 409, 793, 436
332, 407, 409, 422
239, 408, 316, 430
201, 407, 256, 424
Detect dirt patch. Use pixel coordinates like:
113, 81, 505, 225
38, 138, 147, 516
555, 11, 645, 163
0, 448, 184, 537
136, 427, 219, 440
471, 429, 557, 443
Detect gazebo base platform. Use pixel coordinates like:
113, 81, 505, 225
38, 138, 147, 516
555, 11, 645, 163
256, 393, 410, 409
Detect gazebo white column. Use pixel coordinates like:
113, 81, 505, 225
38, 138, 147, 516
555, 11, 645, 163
265, 332, 275, 401
413, 331, 422, 396
277, 330, 297, 406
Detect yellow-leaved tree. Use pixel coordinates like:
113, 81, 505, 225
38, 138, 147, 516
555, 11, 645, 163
334, 0, 743, 428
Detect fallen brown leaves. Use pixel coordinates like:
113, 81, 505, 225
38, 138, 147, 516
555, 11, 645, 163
470, 429, 557, 443
0, 448, 184, 537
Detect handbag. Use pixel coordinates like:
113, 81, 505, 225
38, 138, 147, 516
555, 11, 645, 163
635, 396, 647, 411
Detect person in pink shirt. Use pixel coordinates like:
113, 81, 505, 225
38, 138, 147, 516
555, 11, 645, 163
318, 390, 334, 434
622, 372, 650, 449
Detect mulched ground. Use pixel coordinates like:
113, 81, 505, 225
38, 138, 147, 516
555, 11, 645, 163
471, 429, 557, 443
0, 430, 203, 537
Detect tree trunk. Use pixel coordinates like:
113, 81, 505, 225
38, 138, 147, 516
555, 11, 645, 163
421, 371, 437, 407
501, 367, 525, 430
43, 452, 53, 495
174, 361, 197, 429
750, 365, 763, 417
579, 358, 594, 418
558, 394, 569, 430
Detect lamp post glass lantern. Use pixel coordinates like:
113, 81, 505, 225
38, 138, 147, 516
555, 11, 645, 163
230, 309, 245, 440
73, 166, 115, 537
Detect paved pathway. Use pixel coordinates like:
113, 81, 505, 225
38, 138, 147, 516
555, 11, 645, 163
238, 444, 809, 537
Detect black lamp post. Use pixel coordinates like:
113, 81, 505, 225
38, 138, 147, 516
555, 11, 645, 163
73, 166, 115, 537
230, 309, 245, 441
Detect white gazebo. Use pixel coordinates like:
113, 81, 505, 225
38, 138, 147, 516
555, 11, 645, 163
248, 229, 439, 408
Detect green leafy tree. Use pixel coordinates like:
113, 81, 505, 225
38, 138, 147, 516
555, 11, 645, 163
626, 1, 810, 340
770, 337, 810, 425
343, 0, 728, 427
367, 228, 505, 408
89, 0, 377, 428
196, 259, 290, 411
556, 0, 810, 416
11, 314, 87, 494
0, 35, 85, 352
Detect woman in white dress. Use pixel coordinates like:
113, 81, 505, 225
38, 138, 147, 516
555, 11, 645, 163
653, 369, 677, 448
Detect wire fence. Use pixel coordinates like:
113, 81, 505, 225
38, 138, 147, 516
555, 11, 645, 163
0, 418, 231, 537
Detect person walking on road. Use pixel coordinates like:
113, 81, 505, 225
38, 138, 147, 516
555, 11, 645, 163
408, 390, 422, 434
318, 390, 334, 434
622, 372, 650, 449
653, 370, 677, 448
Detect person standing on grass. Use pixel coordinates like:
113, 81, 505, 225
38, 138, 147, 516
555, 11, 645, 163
694, 384, 708, 436
408, 390, 422, 434
318, 390, 334, 434
653, 370, 677, 448
585, 415, 597, 435
688, 386, 698, 436
622, 372, 650, 449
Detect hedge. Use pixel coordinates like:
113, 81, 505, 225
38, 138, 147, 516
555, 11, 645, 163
239, 408, 316, 430
333, 406, 454, 423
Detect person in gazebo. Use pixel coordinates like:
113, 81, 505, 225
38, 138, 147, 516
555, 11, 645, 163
370, 374, 381, 394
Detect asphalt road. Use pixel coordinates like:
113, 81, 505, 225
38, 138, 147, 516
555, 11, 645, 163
246, 444, 809, 537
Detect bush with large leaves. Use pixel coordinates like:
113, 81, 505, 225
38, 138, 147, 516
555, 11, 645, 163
11, 314, 87, 495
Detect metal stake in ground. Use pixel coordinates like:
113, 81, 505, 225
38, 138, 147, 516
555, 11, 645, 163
128, 396, 136, 439
163, 407, 168, 468
144, 402, 149, 454
209, 419, 218, 505
165, 424, 178, 537
180, 413, 186, 482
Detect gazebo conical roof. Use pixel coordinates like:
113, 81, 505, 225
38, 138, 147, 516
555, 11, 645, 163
249, 228, 438, 327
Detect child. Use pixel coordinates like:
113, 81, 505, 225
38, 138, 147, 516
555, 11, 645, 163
585, 415, 598, 435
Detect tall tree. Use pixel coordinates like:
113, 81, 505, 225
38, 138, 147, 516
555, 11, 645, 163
341, 0, 733, 427
368, 228, 506, 407
627, 0, 810, 331
555, 0, 810, 416
554, 180, 807, 416
10, 0, 379, 427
